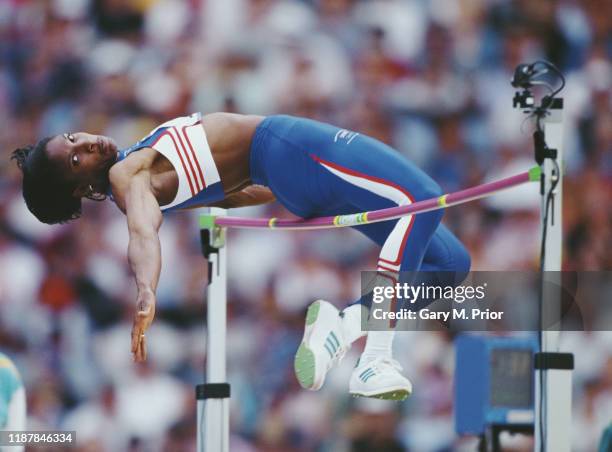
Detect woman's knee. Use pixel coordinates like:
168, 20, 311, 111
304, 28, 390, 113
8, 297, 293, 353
436, 230, 472, 283
452, 242, 472, 284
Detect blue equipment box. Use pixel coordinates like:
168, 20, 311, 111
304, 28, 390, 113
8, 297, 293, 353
454, 334, 538, 435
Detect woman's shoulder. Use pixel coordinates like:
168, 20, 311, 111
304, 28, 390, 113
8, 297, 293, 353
111, 148, 155, 178
108, 149, 157, 210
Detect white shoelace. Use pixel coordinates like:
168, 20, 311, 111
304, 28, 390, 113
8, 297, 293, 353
366, 356, 403, 375
329, 341, 347, 367
324, 330, 348, 371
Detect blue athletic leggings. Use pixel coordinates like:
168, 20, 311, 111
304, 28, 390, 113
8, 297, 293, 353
249, 115, 471, 308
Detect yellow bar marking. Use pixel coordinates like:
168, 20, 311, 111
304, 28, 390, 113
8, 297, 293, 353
437, 195, 448, 207
268, 218, 277, 228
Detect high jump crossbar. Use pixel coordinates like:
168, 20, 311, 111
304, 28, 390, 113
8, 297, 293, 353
200, 167, 541, 231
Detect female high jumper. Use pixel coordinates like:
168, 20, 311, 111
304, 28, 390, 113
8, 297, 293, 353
12, 113, 470, 400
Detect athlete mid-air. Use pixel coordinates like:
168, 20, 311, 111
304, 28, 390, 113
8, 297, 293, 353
12, 112, 470, 400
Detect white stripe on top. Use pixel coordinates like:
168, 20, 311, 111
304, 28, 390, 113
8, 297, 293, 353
317, 160, 414, 271
149, 114, 221, 210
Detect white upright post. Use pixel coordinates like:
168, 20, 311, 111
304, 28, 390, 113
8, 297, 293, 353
534, 101, 573, 452
198, 208, 230, 452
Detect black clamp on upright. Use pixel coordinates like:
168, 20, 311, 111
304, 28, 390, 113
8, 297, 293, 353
534, 352, 574, 371
196, 383, 231, 400
533, 129, 558, 166
199, 214, 225, 258
199, 214, 226, 283
200, 229, 218, 259
200, 228, 218, 284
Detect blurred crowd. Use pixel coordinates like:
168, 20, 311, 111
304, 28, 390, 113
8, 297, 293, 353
0, 0, 610, 451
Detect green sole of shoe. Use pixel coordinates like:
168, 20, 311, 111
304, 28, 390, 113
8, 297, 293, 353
295, 301, 323, 388
351, 390, 411, 401
294, 342, 316, 389
305, 301, 320, 325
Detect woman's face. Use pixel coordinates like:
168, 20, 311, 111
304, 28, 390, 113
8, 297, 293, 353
45, 132, 118, 197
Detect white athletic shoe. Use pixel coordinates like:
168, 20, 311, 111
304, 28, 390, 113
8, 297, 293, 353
294, 300, 348, 390
349, 356, 413, 401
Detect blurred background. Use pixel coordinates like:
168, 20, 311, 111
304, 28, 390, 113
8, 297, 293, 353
0, 0, 610, 451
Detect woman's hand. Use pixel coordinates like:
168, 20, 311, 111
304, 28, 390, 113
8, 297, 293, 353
131, 289, 157, 362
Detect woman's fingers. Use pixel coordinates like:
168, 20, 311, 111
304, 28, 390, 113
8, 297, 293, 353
139, 334, 147, 361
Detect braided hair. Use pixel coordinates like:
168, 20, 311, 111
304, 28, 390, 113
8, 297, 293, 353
11, 137, 83, 224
